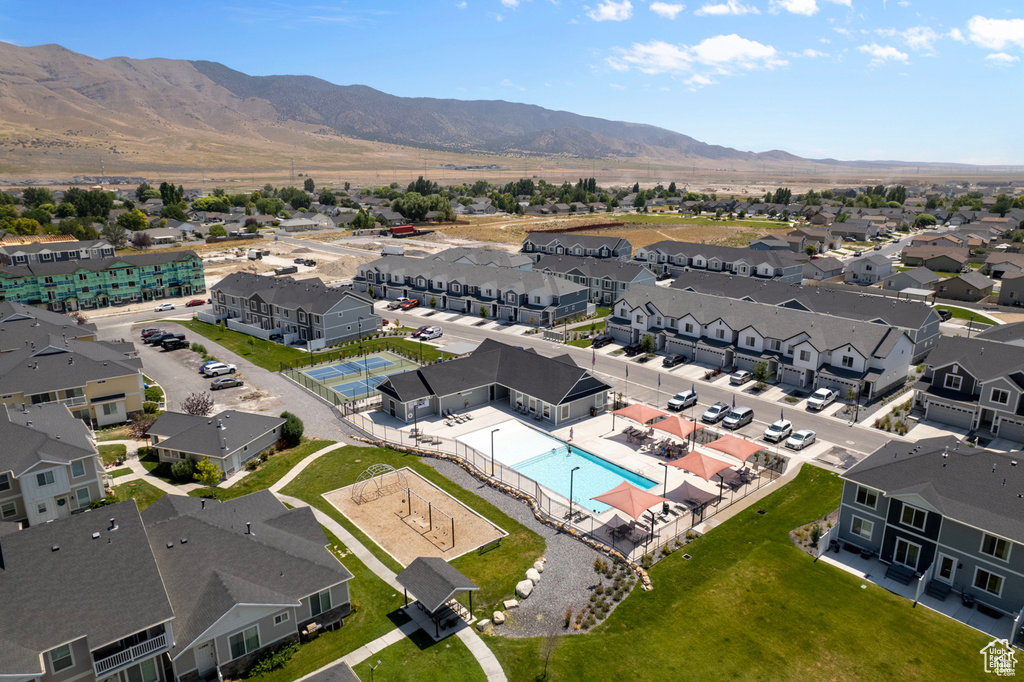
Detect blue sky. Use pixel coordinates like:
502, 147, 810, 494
2, 1, 1023, 164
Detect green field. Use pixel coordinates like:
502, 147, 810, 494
112, 479, 165, 511
177, 320, 306, 371
98, 443, 127, 466
280, 445, 545, 616
109, 467, 133, 478
186, 439, 334, 501
487, 466, 990, 681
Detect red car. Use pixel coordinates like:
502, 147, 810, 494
399, 298, 420, 310
185, 299, 206, 307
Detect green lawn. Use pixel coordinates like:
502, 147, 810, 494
139, 447, 180, 484
615, 214, 781, 228
567, 338, 593, 348
112, 479, 165, 511
352, 630, 487, 682
177, 320, 306, 371
95, 424, 132, 442
109, 467, 133, 478
594, 306, 612, 318
934, 305, 1000, 326
488, 467, 991, 681
186, 439, 334, 501
248, 529, 411, 682
280, 445, 545, 616
98, 443, 127, 466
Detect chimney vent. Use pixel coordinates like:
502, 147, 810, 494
166, 542, 174, 549
92, 532, 100, 540
180, 538, 187, 544
201, 500, 206, 510
246, 522, 251, 535
51, 545, 59, 552
108, 518, 117, 531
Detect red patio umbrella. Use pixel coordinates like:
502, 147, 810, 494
667, 450, 734, 482
704, 434, 766, 465
591, 481, 668, 520
612, 403, 667, 426
650, 415, 706, 440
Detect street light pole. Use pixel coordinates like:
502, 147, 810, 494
569, 466, 580, 525
358, 316, 369, 376
490, 428, 500, 477
370, 660, 381, 682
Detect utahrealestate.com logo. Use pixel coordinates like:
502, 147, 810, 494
981, 638, 1017, 676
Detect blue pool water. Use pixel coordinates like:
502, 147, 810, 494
456, 420, 656, 513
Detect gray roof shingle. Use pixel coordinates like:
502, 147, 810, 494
148, 410, 285, 460
396, 557, 478, 613
0, 403, 97, 477
213, 272, 372, 315
0, 337, 141, 396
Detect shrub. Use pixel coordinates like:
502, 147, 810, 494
89, 498, 107, 509
564, 606, 572, 629
245, 459, 259, 471
810, 524, 823, 545
280, 411, 304, 446
170, 457, 196, 482
246, 641, 299, 678
144, 385, 164, 402
191, 342, 207, 355
143, 401, 159, 414
259, 451, 269, 462
641, 554, 653, 569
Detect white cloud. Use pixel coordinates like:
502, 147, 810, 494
877, 26, 939, 51
769, 0, 848, 15
967, 16, 1024, 51
694, 0, 759, 16
985, 52, 1019, 64
494, 13, 504, 20
948, 28, 965, 43
455, 1, 467, 7
607, 33, 786, 78
685, 74, 717, 88
650, 2, 685, 19
897, 0, 909, 6
501, 78, 525, 90
609, 83, 627, 89
588, 0, 633, 21
857, 43, 909, 65
792, 48, 829, 58
502, 0, 519, 6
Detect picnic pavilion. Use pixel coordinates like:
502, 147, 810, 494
397, 557, 479, 639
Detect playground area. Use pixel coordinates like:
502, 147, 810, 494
322, 465, 506, 566
283, 350, 417, 402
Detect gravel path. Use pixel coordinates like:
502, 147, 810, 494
421, 457, 633, 638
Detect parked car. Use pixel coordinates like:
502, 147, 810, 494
873, 244, 882, 251
723, 406, 754, 430
623, 342, 643, 356
763, 419, 793, 443
807, 388, 838, 410
786, 429, 817, 450
399, 298, 420, 310
160, 335, 187, 350
154, 303, 175, 312
199, 360, 219, 374
667, 390, 698, 411
211, 376, 244, 390
419, 326, 443, 340
303, 259, 316, 266
853, 250, 863, 257
202, 362, 237, 377
662, 354, 686, 368
185, 299, 206, 307
701, 402, 730, 424
591, 333, 614, 349
388, 297, 411, 311
729, 370, 753, 386
410, 325, 431, 338
147, 332, 176, 346
139, 327, 160, 339
293, 257, 305, 264
936, 308, 953, 322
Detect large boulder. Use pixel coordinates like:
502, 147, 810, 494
493, 611, 506, 625
515, 580, 534, 599
526, 568, 541, 584
476, 619, 491, 632
533, 560, 545, 574
503, 599, 520, 609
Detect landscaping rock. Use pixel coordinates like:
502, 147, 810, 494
476, 619, 491, 632
515, 580, 534, 599
533, 560, 545, 573
503, 599, 519, 610
493, 611, 506, 625
526, 568, 541, 583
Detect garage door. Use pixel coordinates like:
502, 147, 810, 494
997, 418, 1024, 442
817, 378, 855, 397
734, 356, 760, 372
665, 339, 690, 356
695, 347, 725, 367
925, 401, 975, 430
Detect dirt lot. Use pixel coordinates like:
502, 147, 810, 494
323, 467, 506, 565
199, 240, 375, 288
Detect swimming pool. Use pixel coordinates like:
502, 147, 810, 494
456, 420, 656, 513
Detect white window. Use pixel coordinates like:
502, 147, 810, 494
715, 328, 725, 340
229, 626, 260, 659
974, 567, 1005, 597
533, 296, 540, 304
841, 356, 854, 368
36, 470, 55, 487
311, 588, 332, 617
0, 472, 9, 492
684, 323, 693, 333
981, 534, 1011, 561
1, 502, 15, 519
991, 388, 1010, 405
125, 658, 158, 682
944, 374, 962, 391
855, 486, 878, 509
37, 502, 48, 515
900, 504, 926, 530
75, 487, 91, 508
274, 612, 290, 626
71, 460, 86, 478
799, 350, 811, 362
49, 643, 74, 672
299, 312, 306, 323
102, 403, 118, 416
851, 516, 874, 540
745, 336, 755, 347
635, 314, 643, 324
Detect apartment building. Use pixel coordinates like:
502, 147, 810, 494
534, 254, 657, 305
520, 233, 632, 262
633, 241, 805, 282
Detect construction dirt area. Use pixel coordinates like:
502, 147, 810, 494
199, 240, 377, 288
323, 467, 506, 566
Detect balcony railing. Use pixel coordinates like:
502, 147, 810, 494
94, 632, 168, 676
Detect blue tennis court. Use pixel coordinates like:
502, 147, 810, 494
302, 356, 393, 382
330, 375, 389, 399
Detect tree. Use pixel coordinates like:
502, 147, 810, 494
632, 182, 640, 193
128, 413, 155, 440
21, 187, 54, 209
280, 411, 304, 447
303, 178, 315, 193
64, 187, 114, 220
479, 304, 489, 319
209, 225, 228, 237
752, 361, 772, 389
181, 392, 214, 416
992, 194, 1013, 217
193, 456, 222, 495
66, 310, 89, 326
158, 182, 182, 206
130, 230, 153, 248
101, 222, 129, 248
805, 244, 816, 256
244, 217, 259, 233
914, 213, 937, 227
117, 208, 149, 232
435, 199, 455, 223
7, 217, 40, 235
135, 182, 152, 202
191, 196, 231, 213
55, 202, 77, 218
640, 334, 655, 355
318, 190, 336, 206
429, 296, 438, 310
161, 204, 188, 221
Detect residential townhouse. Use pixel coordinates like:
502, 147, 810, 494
900, 246, 971, 272
633, 241, 805, 282
148, 410, 286, 479
829, 219, 880, 241
430, 247, 534, 270
0, 336, 144, 427
0, 239, 115, 266
0, 250, 206, 312
0, 501, 177, 682
998, 272, 1024, 307
668, 271, 941, 362
882, 267, 941, 293
610, 284, 913, 399
843, 254, 893, 285
520, 233, 632, 262
0, 402, 106, 527
142, 492, 354, 682
354, 256, 589, 325
837, 436, 1024, 624
802, 256, 845, 281
377, 338, 610, 424
915, 334, 1024, 441
934, 270, 994, 302
210, 273, 379, 346
986, 252, 1024, 279
534, 254, 657, 305
0, 300, 97, 351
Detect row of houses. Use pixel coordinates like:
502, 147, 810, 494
634, 241, 806, 282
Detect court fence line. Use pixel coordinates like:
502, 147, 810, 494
336, 403, 782, 567
280, 351, 421, 404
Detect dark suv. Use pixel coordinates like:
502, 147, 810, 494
623, 342, 643, 356
591, 333, 614, 349
662, 354, 685, 367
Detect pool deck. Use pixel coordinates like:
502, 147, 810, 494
361, 402, 773, 551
